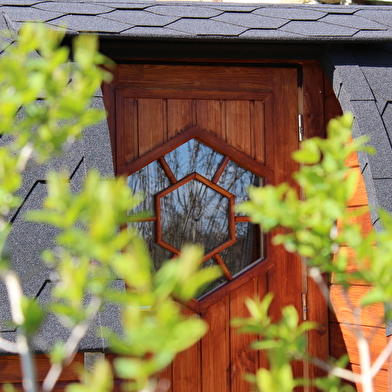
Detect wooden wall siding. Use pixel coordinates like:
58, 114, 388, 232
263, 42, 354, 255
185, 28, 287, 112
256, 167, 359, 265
324, 74, 388, 390
0, 353, 84, 391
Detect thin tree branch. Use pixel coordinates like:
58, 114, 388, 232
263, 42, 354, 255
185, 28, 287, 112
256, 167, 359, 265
310, 356, 362, 384
0, 336, 18, 353
370, 337, 392, 378
41, 296, 102, 392
17, 334, 38, 392
3, 271, 37, 392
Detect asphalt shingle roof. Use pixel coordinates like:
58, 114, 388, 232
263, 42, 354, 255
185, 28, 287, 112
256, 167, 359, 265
2, 0, 392, 345
1, 1, 392, 41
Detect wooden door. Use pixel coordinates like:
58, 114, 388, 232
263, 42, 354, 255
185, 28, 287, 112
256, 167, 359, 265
104, 63, 303, 392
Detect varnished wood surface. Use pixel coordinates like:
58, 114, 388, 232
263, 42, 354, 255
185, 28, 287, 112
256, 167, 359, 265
106, 62, 315, 392
330, 323, 387, 370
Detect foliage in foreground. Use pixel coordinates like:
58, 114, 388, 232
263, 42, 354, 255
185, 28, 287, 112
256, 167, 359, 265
0, 24, 220, 392
236, 113, 392, 392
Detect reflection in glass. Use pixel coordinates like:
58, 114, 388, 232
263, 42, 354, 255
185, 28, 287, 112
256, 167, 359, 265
127, 160, 170, 215
165, 139, 224, 181
220, 222, 262, 278
130, 221, 173, 273
217, 160, 259, 210
161, 179, 229, 253
196, 258, 228, 299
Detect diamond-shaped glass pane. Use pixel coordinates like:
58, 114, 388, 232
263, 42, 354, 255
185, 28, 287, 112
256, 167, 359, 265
127, 160, 170, 214
160, 179, 229, 253
220, 222, 262, 278
217, 160, 259, 214
130, 221, 173, 273
165, 139, 224, 181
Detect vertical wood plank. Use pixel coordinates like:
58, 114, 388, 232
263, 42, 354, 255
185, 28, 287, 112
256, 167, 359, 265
257, 271, 269, 371
229, 279, 258, 392
196, 100, 224, 140
167, 99, 194, 139
172, 306, 201, 392
201, 296, 229, 392
115, 91, 138, 169
138, 98, 165, 157
266, 68, 303, 382
302, 62, 330, 387
302, 62, 325, 140
160, 364, 173, 392
252, 100, 265, 164
225, 100, 252, 157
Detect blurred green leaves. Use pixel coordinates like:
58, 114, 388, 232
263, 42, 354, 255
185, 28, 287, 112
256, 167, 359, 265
236, 113, 389, 392
0, 23, 219, 392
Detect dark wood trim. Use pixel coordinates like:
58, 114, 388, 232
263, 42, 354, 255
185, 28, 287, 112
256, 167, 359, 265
117, 125, 273, 180
184, 257, 274, 313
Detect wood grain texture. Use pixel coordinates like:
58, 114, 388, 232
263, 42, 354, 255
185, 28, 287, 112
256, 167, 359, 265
225, 100, 252, 157
338, 207, 373, 238
352, 365, 388, 392
331, 246, 372, 285
303, 62, 325, 140
167, 99, 194, 139
252, 100, 265, 163
201, 296, 230, 392
302, 63, 330, 387
330, 284, 384, 327
117, 64, 272, 92
172, 306, 200, 392
137, 98, 165, 157
229, 279, 258, 392
196, 100, 224, 140
0, 353, 83, 383
329, 323, 387, 370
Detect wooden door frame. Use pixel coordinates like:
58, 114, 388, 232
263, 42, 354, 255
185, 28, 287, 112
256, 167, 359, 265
102, 59, 329, 389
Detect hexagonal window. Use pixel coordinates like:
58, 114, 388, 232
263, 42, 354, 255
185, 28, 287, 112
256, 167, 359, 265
126, 127, 267, 300
157, 176, 233, 255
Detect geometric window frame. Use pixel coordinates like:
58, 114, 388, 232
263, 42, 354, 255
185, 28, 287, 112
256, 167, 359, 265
124, 125, 273, 309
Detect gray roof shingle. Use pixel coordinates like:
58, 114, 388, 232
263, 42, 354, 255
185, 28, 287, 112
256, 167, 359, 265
0, 2, 391, 42
3, 0, 392, 346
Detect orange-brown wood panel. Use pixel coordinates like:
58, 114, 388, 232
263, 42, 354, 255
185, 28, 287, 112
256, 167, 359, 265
116, 93, 138, 168
252, 100, 265, 164
172, 306, 201, 392
330, 323, 387, 370
138, 98, 166, 157
196, 100, 224, 140
201, 296, 230, 392
117, 65, 272, 93
0, 353, 83, 383
229, 279, 258, 392
302, 63, 330, 386
167, 99, 194, 139
160, 364, 173, 392
331, 246, 372, 285
225, 100, 252, 158
338, 207, 373, 238
352, 365, 388, 392
330, 284, 384, 328
345, 141, 360, 168
303, 62, 325, 140
347, 167, 369, 207
257, 272, 269, 371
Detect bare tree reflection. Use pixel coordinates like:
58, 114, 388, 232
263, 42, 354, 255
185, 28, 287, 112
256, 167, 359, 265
127, 139, 262, 291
